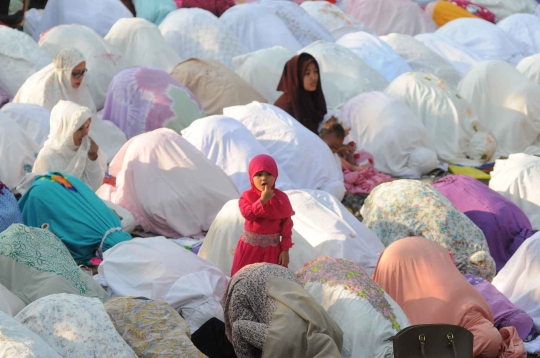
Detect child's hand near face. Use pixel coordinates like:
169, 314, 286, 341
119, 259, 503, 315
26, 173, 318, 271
335, 145, 355, 153
278, 251, 289, 267
260, 184, 275, 205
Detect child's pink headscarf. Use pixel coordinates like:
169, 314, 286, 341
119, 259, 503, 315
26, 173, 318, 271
245, 154, 294, 219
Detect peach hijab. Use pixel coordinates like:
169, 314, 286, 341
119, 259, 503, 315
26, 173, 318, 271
373, 237, 503, 357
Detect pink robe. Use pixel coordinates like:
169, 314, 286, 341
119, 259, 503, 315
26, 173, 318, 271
373, 237, 507, 357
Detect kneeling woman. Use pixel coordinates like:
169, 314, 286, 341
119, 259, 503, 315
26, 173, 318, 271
32, 100, 106, 192
373, 237, 525, 358
223, 263, 343, 358
18, 172, 130, 265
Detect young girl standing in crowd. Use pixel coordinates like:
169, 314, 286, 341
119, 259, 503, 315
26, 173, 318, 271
230, 154, 295, 276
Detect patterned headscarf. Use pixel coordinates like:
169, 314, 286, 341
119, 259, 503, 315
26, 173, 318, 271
222, 263, 302, 352
361, 180, 496, 280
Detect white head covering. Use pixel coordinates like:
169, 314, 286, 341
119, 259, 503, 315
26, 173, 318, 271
296, 256, 410, 358
35, 25, 128, 162
339, 91, 439, 178
199, 189, 385, 276
22, 8, 42, 38
32, 100, 107, 191
458, 60, 540, 157
0, 26, 52, 98
98, 237, 229, 333
489, 154, 540, 230
464, 0, 538, 21
299, 40, 389, 111
415, 33, 482, 75
493, 231, 540, 330
381, 33, 462, 89
105, 18, 181, 72
232, 46, 295, 104
343, 0, 437, 36
220, 3, 302, 52
437, 18, 528, 65
32, 0, 133, 41
42, 101, 93, 153
13, 47, 97, 114
16, 294, 137, 358
259, 0, 334, 47
0, 312, 60, 358
181, 115, 295, 193
497, 14, 540, 55
224, 102, 345, 200
0, 114, 40, 191
300, 1, 375, 40
1, 103, 51, 148
98, 128, 239, 237
336, 31, 411, 82
159, 8, 247, 69
386, 72, 497, 166
38, 24, 128, 111
517, 54, 540, 86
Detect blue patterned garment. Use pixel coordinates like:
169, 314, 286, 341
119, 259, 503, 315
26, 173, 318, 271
0, 182, 23, 233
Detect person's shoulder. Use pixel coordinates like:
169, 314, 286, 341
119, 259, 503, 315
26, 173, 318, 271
36, 147, 58, 159
274, 93, 291, 106
32, 148, 58, 173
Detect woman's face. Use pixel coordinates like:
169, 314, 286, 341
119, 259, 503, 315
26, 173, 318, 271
71, 61, 87, 89
252, 170, 276, 191
72, 118, 91, 146
303, 62, 319, 92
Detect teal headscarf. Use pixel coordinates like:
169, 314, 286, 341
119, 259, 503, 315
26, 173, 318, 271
18, 172, 131, 264
134, 0, 177, 25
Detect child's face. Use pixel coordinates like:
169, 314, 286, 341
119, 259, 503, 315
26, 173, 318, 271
253, 171, 276, 191
320, 134, 344, 153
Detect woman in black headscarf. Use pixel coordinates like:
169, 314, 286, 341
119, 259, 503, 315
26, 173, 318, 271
274, 53, 327, 134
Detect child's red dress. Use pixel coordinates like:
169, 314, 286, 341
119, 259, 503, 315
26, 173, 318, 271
230, 154, 294, 276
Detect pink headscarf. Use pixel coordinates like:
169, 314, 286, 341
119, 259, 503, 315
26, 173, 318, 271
343, 0, 437, 36
373, 237, 504, 357
243, 154, 294, 220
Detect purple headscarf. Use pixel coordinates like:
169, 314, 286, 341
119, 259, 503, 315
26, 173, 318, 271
433, 175, 536, 272
464, 274, 533, 340
102, 66, 204, 139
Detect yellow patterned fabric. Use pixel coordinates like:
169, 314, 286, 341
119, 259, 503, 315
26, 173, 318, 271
104, 297, 207, 358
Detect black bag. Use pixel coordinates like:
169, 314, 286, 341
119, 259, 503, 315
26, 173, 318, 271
387, 324, 474, 358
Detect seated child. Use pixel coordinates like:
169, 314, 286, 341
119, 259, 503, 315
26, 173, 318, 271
319, 118, 373, 171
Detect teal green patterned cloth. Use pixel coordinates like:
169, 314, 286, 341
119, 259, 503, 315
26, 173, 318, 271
0, 223, 108, 304
18, 172, 131, 264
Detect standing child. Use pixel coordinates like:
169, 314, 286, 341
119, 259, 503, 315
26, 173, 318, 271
230, 154, 295, 277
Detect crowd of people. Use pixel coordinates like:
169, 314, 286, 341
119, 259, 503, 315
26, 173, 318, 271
1, 0, 540, 357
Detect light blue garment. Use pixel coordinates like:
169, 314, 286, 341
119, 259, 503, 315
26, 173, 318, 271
18, 172, 131, 264
0, 182, 23, 234
134, 0, 177, 25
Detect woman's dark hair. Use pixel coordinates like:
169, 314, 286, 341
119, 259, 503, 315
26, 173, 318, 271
319, 122, 345, 140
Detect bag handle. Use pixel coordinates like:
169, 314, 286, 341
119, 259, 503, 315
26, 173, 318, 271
418, 332, 458, 358
420, 334, 426, 358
